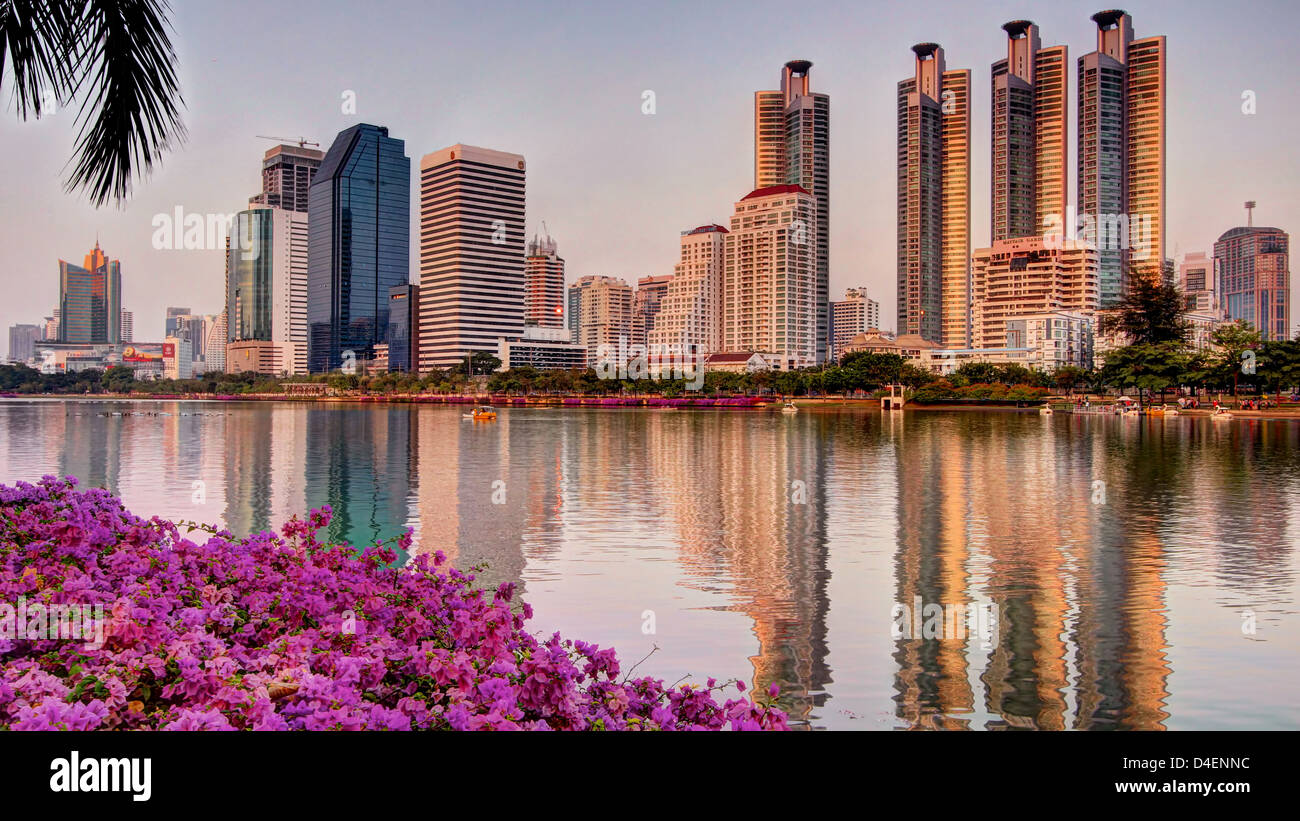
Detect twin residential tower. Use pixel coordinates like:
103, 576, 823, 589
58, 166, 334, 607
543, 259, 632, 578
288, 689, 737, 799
898, 9, 1166, 346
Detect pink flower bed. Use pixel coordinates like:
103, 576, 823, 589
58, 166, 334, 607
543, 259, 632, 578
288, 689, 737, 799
0, 476, 787, 731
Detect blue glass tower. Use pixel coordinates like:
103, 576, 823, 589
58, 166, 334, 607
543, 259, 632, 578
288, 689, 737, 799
307, 124, 410, 372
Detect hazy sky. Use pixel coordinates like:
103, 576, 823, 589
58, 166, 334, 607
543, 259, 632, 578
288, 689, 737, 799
2, 0, 1297, 348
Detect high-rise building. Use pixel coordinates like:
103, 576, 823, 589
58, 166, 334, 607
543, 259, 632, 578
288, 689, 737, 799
58, 242, 121, 343
723, 185, 818, 368
163, 336, 193, 380
119, 311, 133, 343
897, 43, 971, 347
1077, 9, 1166, 306
307, 124, 410, 372
524, 233, 565, 328
250, 144, 324, 213
633, 275, 672, 348
568, 275, 634, 364
1178, 251, 1218, 315
1215, 223, 1290, 341
45, 310, 59, 341
387, 284, 418, 373
164, 306, 191, 338
970, 236, 1100, 349
829, 288, 881, 362
755, 60, 830, 363
7, 324, 41, 363
650, 224, 727, 356
227, 206, 310, 374
206, 311, 227, 373
417, 144, 526, 371
990, 20, 1067, 243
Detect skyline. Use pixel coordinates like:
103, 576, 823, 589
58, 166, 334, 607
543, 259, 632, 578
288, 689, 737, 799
1, 0, 1297, 346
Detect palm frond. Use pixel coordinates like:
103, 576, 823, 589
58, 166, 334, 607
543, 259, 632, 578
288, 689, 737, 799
64, 0, 186, 207
0, 0, 80, 118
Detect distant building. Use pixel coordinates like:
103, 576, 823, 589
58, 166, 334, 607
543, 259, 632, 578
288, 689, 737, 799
119, 311, 133, 343
524, 233, 565, 328
387, 284, 418, 373
633, 275, 672, 347
308, 124, 410, 372
830, 288, 881, 362
1077, 10, 1167, 303
568, 275, 634, 365
205, 311, 227, 372
990, 20, 1068, 245
1178, 251, 1218, 316
650, 224, 727, 357
7, 324, 41, 363
417, 144, 525, 371
970, 236, 1099, 350
897, 43, 971, 346
163, 336, 192, 379
250, 143, 324, 213
59, 242, 121, 343
703, 351, 774, 373
497, 326, 587, 371
44, 311, 59, 341
1214, 221, 1290, 341
755, 60, 830, 363
227, 206, 310, 374
723, 184, 818, 369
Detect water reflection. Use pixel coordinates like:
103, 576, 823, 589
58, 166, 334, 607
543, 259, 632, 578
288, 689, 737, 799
1, 400, 1297, 730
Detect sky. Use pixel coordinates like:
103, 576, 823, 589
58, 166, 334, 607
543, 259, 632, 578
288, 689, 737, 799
2, 0, 1298, 349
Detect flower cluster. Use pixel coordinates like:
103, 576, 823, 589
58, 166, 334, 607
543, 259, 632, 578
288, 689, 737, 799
0, 476, 787, 731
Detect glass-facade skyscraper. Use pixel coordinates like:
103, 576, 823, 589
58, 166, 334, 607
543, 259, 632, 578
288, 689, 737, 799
307, 124, 410, 373
58, 242, 121, 343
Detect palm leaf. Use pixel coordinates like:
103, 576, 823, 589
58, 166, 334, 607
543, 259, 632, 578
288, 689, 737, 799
65, 0, 186, 206
0, 0, 79, 118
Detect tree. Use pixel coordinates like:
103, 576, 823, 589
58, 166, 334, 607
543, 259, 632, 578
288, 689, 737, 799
1257, 339, 1300, 396
952, 361, 999, 387
1053, 365, 1086, 395
1098, 276, 1190, 345
103, 364, 134, 393
1209, 321, 1263, 398
1100, 342, 1189, 407
1, 0, 186, 206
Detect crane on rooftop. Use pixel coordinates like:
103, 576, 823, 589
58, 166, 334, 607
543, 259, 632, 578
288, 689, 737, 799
255, 135, 320, 148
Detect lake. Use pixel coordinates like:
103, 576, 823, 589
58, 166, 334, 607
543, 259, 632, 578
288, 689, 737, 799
2, 398, 1297, 730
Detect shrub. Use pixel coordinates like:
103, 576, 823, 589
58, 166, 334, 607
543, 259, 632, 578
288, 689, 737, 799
0, 477, 787, 731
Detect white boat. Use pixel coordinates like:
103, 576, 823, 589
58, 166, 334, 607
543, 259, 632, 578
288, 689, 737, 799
781, 402, 798, 414
1039, 405, 1054, 415
1162, 404, 1180, 416
1212, 407, 1233, 420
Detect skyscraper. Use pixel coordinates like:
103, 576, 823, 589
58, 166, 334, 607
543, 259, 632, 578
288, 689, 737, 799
119, 311, 133, 343
990, 20, 1068, 243
227, 206, 310, 374
723, 185, 818, 368
524, 233, 565, 328
755, 60, 830, 363
58, 242, 121, 343
417, 144, 526, 371
897, 44, 971, 347
250, 144, 324, 213
1077, 9, 1166, 306
650, 224, 727, 356
307, 124, 410, 373
1215, 221, 1290, 341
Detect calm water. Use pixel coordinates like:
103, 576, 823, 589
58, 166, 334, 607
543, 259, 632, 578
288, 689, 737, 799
2, 398, 1298, 730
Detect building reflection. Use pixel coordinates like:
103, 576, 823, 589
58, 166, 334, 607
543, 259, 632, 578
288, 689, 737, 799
890, 413, 1173, 730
